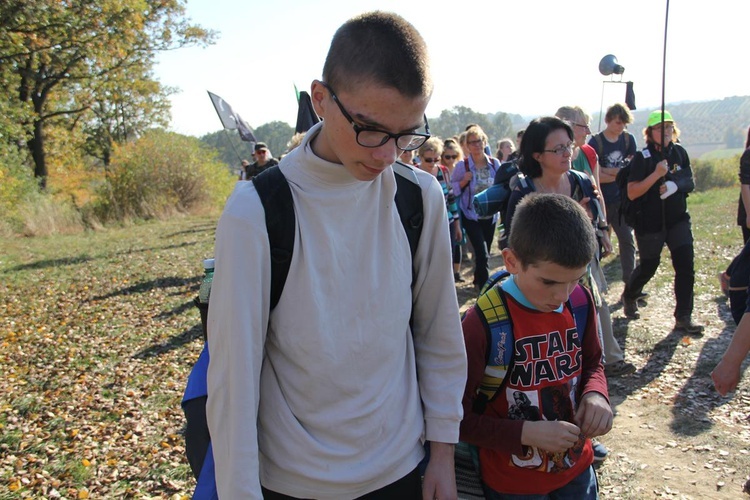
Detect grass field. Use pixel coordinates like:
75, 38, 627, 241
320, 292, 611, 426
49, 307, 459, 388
0, 187, 743, 498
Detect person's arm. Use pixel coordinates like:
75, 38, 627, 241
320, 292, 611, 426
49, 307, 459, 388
207, 185, 270, 499
712, 311, 750, 396
574, 287, 612, 438
628, 154, 668, 201
668, 145, 695, 194
422, 442, 457, 500
459, 306, 527, 455
739, 150, 750, 227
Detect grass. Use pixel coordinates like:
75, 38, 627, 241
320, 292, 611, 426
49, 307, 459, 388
0, 188, 743, 497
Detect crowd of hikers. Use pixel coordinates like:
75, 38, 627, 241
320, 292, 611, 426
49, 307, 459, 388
180, 10, 749, 500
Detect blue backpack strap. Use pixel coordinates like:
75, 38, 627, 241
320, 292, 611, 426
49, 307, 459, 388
568, 169, 602, 224
192, 442, 218, 500
567, 284, 591, 339
471, 270, 514, 414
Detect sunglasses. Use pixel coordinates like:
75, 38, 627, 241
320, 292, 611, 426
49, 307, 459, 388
421, 157, 440, 163
442, 154, 458, 160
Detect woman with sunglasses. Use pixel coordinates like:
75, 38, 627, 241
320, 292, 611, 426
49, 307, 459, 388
418, 138, 462, 254
442, 138, 465, 281
451, 125, 501, 289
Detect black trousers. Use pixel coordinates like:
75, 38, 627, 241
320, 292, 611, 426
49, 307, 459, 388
261, 467, 422, 499
625, 218, 695, 318
461, 213, 496, 288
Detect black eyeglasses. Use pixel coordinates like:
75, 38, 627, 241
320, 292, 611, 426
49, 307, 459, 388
320, 82, 430, 151
573, 122, 591, 130
421, 157, 439, 163
543, 142, 575, 156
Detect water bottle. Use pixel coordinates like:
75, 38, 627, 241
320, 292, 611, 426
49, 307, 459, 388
198, 258, 215, 304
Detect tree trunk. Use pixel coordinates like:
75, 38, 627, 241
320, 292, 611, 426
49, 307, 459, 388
28, 118, 47, 189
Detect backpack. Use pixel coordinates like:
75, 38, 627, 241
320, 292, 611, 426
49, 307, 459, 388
455, 269, 592, 498
182, 162, 424, 499
472, 160, 519, 218
516, 170, 603, 224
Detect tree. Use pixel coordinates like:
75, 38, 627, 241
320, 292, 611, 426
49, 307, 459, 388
0, 0, 215, 188
200, 130, 256, 169
79, 64, 173, 168
253, 121, 295, 159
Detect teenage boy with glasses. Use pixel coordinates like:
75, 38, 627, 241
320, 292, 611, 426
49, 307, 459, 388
206, 11, 466, 500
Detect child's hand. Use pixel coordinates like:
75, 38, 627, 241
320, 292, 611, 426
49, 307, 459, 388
520, 420, 581, 453
574, 392, 612, 438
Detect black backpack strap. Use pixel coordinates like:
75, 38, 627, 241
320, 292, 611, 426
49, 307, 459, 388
392, 160, 424, 272
252, 166, 295, 311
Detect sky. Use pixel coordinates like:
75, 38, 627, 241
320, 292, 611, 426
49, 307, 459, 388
155, 0, 750, 138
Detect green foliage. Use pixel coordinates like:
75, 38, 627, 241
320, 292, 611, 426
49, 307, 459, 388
200, 129, 256, 169
253, 121, 296, 158
0, 144, 37, 233
429, 106, 514, 151
0, 0, 216, 184
692, 155, 739, 192
93, 130, 234, 222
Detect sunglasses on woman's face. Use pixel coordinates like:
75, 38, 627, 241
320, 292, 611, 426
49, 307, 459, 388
443, 154, 458, 160
421, 157, 440, 163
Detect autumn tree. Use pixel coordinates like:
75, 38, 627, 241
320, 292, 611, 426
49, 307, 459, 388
0, 0, 215, 188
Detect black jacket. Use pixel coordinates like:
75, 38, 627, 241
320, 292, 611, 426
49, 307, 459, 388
628, 142, 694, 233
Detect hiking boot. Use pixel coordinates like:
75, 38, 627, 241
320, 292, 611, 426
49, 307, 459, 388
675, 316, 704, 336
605, 360, 637, 377
622, 295, 640, 319
636, 291, 649, 307
592, 441, 608, 464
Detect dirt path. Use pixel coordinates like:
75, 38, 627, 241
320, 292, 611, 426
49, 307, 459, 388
455, 251, 750, 499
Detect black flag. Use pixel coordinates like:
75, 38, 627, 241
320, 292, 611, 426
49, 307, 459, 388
207, 91, 257, 142
295, 91, 320, 134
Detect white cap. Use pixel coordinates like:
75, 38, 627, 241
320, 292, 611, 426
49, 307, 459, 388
203, 258, 215, 269
660, 181, 677, 200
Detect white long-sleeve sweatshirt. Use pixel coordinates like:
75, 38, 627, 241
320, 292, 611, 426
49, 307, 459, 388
206, 122, 466, 499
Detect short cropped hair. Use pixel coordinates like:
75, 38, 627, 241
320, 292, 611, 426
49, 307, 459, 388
555, 105, 588, 127
322, 12, 432, 98
418, 136, 443, 159
519, 117, 574, 178
509, 193, 596, 269
605, 103, 634, 124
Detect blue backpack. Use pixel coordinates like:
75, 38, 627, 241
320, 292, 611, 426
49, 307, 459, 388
455, 269, 592, 499
182, 162, 424, 499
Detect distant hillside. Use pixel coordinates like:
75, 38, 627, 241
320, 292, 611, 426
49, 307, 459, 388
602, 96, 750, 158
508, 96, 750, 159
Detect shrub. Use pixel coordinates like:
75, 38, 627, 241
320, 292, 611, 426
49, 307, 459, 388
692, 155, 739, 192
93, 130, 235, 222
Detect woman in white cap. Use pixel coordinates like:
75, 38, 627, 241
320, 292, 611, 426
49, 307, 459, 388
621, 110, 703, 334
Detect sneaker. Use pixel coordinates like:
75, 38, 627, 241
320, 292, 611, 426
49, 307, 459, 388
605, 360, 637, 377
675, 316, 704, 335
592, 441, 608, 464
622, 295, 640, 319
454, 272, 465, 283
636, 291, 648, 307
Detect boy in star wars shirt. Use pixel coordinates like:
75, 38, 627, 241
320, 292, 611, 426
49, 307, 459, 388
460, 194, 612, 498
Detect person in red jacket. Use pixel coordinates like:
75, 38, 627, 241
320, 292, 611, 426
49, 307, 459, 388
461, 193, 612, 498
